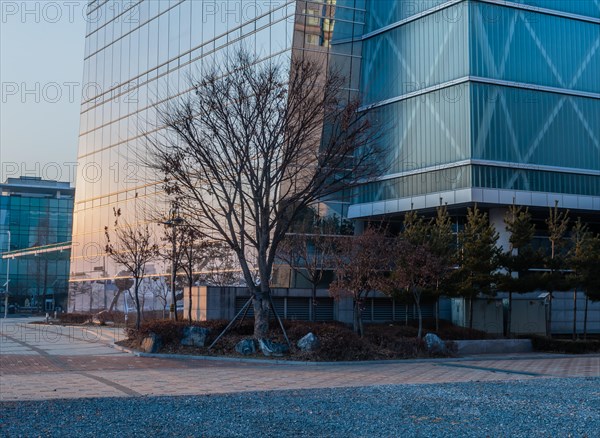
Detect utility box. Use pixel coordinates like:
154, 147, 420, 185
510, 298, 547, 336
451, 298, 504, 335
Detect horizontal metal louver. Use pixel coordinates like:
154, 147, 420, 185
286, 297, 310, 320
373, 298, 394, 321
314, 298, 334, 321
271, 297, 285, 318
235, 296, 253, 317
235, 296, 285, 319
393, 303, 434, 321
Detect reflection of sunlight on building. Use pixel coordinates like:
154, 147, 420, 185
67, 0, 600, 337
69, 0, 366, 313
299, 0, 337, 48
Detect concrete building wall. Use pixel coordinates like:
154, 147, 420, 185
550, 291, 600, 335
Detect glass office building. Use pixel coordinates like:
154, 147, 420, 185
0, 177, 74, 312
70, 0, 365, 311
349, 0, 599, 218
70, 0, 599, 310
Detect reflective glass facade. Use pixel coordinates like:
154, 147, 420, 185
70, 0, 366, 311
0, 177, 74, 311
352, 0, 600, 213
71, 0, 599, 309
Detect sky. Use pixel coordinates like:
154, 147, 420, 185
0, 0, 87, 184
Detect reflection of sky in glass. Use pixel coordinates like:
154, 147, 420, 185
70, 0, 366, 282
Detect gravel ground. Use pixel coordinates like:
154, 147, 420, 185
1, 377, 598, 437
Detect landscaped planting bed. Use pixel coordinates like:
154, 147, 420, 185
115, 319, 485, 361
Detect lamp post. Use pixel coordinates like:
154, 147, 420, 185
3, 231, 11, 319
161, 203, 183, 321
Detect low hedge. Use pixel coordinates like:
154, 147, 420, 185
126, 320, 190, 345
123, 319, 457, 361
57, 313, 92, 324
531, 336, 600, 354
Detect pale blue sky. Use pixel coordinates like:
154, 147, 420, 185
0, 0, 87, 183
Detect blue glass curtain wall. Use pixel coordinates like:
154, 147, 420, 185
362, 2, 469, 104
505, 0, 600, 19
365, 0, 455, 32
471, 83, 600, 171
355, 165, 472, 204
472, 165, 600, 196
370, 83, 472, 174
470, 2, 600, 94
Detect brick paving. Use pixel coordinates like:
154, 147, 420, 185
1, 319, 598, 402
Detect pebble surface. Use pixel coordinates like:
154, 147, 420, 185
1, 377, 598, 437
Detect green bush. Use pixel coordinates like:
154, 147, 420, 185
531, 336, 600, 354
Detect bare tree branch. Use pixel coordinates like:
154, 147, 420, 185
146, 49, 383, 339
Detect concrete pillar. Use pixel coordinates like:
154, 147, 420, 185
335, 297, 354, 324
489, 207, 510, 252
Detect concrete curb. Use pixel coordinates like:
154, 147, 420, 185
455, 339, 533, 355
112, 343, 600, 366
23, 321, 600, 366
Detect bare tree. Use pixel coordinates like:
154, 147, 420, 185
278, 209, 341, 321
149, 276, 170, 319
69, 278, 91, 313
178, 228, 233, 321
149, 49, 381, 339
108, 273, 134, 312
105, 207, 158, 329
159, 217, 188, 321
329, 227, 390, 336
202, 244, 240, 287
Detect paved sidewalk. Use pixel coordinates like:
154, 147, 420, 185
1, 319, 599, 402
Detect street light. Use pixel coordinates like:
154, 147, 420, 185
161, 203, 184, 320
2, 230, 10, 319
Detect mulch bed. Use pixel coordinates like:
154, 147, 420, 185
116, 319, 487, 361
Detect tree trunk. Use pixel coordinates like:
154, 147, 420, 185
352, 299, 359, 334
572, 289, 577, 341
583, 295, 589, 340
252, 286, 270, 340
547, 292, 553, 337
188, 274, 194, 323
435, 298, 439, 332
134, 279, 142, 330
310, 284, 317, 322
507, 291, 513, 338
108, 290, 122, 312
352, 299, 364, 336
469, 296, 474, 329
416, 297, 423, 340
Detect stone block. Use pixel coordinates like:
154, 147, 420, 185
181, 326, 210, 347
424, 333, 446, 354
297, 332, 320, 351
141, 332, 161, 354
235, 338, 257, 355
258, 338, 289, 357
